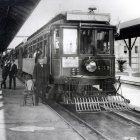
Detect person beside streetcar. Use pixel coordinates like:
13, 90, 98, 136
9, 59, 17, 90
33, 53, 49, 106
1, 60, 11, 89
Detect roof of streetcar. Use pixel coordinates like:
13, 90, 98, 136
28, 11, 114, 41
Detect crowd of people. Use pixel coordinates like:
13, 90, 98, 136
0, 59, 17, 90
0, 51, 50, 106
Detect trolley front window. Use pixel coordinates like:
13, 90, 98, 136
97, 29, 110, 54
63, 29, 78, 54
80, 29, 95, 54
80, 28, 113, 55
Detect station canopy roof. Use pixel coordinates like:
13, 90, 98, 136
0, 0, 40, 52
115, 17, 140, 40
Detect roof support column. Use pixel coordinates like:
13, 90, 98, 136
124, 37, 137, 76
128, 38, 132, 67
128, 38, 132, 76
124, 38, 132, 75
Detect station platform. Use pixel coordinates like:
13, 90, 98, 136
116, 75, 140, 86
116, 72, 140, 112
116, 72, 140, 86
0, 69, 83, 140
0, 68, 140, 140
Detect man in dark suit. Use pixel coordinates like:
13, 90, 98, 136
33, 54, 49, 106
1, 60, 11, 89
9, 60, 17, 90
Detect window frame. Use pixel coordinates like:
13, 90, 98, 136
79, 27, 114, 55
62, 28, 78, 55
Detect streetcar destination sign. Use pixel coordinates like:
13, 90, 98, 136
66, 12, 110, 22
62, 57, 79, 68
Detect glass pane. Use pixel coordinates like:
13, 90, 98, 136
80, 29, 95, 54
54, 29, 60, 54
124, 46, 127, 53
135, 46, 138, 53
63, 29, 77, 54
97, 30, 110, 54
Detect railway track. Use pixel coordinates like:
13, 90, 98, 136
18, 77, 140, 139
46, 100, 140, 140
46, 100, 108, 140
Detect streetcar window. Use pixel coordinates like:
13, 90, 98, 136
124, 46, 127, 54
63, 29, 77, 54
97, 30, 110, 54
44, 40, 47, 56
135, 46, 138, 53
54, 29, 60, 54
80, 29, 95, 54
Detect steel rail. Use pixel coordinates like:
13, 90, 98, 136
45, 103, 89, 140
111, 110, 140, 127
46, 101, 110, 140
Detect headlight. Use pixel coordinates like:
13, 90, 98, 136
85, 61, 97, 72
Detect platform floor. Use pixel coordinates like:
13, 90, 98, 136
0, 69, 83, 140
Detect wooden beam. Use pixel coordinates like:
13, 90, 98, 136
131, 37, 137, 50
123, 39, 129, 50
0, 0, 27, 6
128, 38, 132, 67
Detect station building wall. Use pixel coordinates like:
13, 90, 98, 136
115, 37, 140, 73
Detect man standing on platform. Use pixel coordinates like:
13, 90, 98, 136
33, 53, 49, 106
9, 60, 17, 90
1, 60, 11, 89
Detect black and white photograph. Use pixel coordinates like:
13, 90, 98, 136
0, 0, 140, 140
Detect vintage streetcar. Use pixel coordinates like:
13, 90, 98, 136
13, 8, 130, 112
